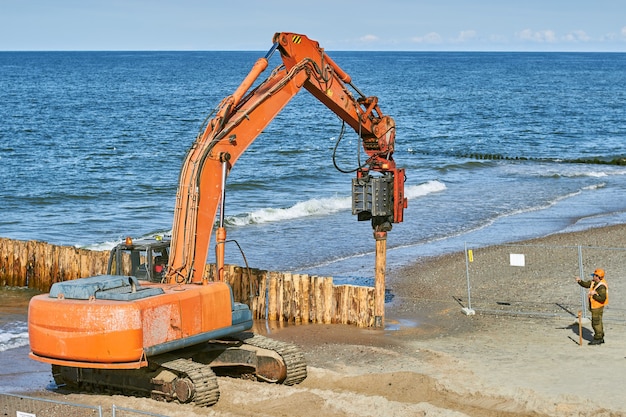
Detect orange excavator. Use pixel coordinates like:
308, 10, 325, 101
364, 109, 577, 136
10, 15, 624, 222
28, 32, 406, 406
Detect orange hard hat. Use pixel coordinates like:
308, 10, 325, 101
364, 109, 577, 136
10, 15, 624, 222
593, 268, 605, 278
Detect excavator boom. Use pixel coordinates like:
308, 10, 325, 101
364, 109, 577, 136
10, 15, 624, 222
168, 32, 406, 284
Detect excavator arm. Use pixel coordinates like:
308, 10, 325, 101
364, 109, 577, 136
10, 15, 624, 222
167, 32, 406, 284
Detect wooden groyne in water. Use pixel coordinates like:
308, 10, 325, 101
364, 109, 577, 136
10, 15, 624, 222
0, 237, 110, 290
0, 237, 377, 327
216, 265, 376, 327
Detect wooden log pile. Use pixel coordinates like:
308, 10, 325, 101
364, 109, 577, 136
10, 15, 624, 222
1, 238, 378, 327
214, 265, 376, 328
0, 238, 109, 291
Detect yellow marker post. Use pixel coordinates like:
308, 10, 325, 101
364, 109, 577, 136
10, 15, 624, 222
462, 244, 476, 315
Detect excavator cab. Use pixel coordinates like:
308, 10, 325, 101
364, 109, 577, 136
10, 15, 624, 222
107, 236, 170, 283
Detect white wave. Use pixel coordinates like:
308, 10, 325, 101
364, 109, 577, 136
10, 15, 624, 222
0, 323, 29, 352
559, 170, 609, 178
84, 239, 121, 251
586, 171, 609, 178
405, 180, 446, 199
226, 195, 351, 226
0, 332, 29, 352
226, 180, 446, 227
582, 183, 606, 191
540, 167, 626, 179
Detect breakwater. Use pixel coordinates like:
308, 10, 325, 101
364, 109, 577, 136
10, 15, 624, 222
0, 238, 377, 327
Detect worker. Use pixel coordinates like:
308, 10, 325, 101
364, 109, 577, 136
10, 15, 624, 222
154, 256, 165, 273
153, 255, 168, 282
575, 268, 609, 345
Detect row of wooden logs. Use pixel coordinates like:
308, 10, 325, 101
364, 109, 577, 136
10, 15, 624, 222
0, 238, 110, 290
0, 237, 377, 327
221, 266, 376, 327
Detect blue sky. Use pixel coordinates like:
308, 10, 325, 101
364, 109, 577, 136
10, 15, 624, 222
2, 0, 625, 51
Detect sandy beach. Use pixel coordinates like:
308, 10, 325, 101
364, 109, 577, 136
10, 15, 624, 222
3, 225, 626, 416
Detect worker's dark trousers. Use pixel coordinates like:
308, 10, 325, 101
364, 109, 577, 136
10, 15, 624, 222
591, 307, 605, 340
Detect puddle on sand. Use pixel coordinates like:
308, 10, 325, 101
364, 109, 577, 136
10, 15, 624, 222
384, 318, 419, 331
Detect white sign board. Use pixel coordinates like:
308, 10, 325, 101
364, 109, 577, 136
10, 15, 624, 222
17, 412, 37, 417
510, 253, 525, 267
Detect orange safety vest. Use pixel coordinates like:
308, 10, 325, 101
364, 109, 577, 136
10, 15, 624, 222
589, 279, 608, 309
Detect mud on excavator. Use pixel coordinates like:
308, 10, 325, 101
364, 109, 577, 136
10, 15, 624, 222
28, 32, 406, 407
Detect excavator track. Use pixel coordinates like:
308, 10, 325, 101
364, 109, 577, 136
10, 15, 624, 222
52, 356, 220, 407
50, 332, 305, 407
234, 332, 307, 386
153, 356, 220, 407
